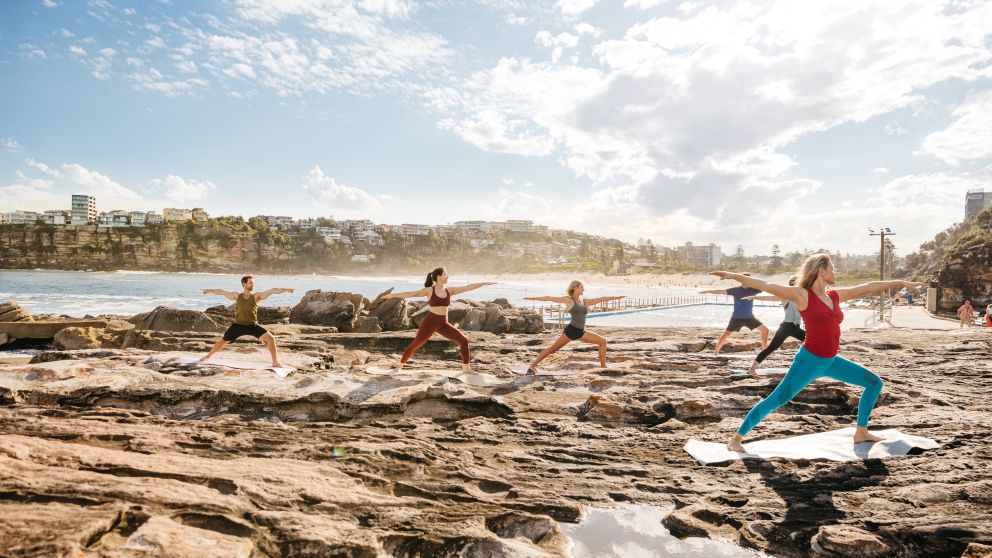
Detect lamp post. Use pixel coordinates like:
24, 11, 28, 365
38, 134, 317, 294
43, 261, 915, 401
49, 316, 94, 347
868, 227, 895, 323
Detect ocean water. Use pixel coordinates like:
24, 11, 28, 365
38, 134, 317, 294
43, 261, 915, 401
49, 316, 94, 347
0, 269, 869, 329
0, 269, 705, 317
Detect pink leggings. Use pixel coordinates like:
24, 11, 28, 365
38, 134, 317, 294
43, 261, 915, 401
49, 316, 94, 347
400, 312, 470, 364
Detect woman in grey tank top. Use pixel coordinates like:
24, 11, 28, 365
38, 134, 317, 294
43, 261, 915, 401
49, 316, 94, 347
521, 280, 625, 375
742, 276, 806, 374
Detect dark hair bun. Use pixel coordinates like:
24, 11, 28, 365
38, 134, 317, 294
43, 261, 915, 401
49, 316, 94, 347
425, 273, 434, 288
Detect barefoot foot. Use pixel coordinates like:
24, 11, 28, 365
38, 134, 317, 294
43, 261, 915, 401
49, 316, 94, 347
853, 427, 884, 443
727, 434, 745, 453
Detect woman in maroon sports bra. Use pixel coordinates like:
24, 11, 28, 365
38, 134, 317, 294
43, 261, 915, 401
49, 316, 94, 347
383, 267, 495, 372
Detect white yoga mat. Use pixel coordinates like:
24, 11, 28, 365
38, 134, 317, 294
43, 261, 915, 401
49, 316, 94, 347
176, 356, 294, 378
730, 368, 789, 375
685, 427, 940, 465
507, 364, 582, 376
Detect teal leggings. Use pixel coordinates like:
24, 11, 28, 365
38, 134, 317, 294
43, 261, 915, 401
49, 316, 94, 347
737, 347, 883, 436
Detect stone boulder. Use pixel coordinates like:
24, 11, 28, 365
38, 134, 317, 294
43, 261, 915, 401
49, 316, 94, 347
54, 326, 125, 350
367, 298, 412, 331
503, 306, 543, 334
290, 290, 364, 331
204, 303, 291, 325
129, 306, 225, 333
0, 301, 31, 322
352, 316, 382, 334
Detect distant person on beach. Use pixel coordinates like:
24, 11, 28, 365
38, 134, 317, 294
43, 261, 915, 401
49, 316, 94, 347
740, 276, 805, 374
958, 299, 974, 328
382, 268, 495, 373
715, 254, 924, 452
700, 272, 769, 354
522, 281, 625, 374
199, 275, 295, 367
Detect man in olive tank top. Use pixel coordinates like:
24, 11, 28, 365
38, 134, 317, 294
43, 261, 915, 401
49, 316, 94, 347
199, 275, 295, 367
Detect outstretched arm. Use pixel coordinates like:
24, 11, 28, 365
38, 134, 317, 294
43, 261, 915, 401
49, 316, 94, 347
742, 295, 783, 302
255, 287, 295, 302
699, 289, 728, 295
523, 295, 572, 304
709, 271, 804, 306
833, 280, 924, 303
201, 288, 239, 300
448, 282, 496, 296
383, 287, 432, 300
584, 295, 625, 306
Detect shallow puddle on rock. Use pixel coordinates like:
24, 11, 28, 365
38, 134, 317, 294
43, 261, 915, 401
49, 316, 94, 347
560, 505, 767, 558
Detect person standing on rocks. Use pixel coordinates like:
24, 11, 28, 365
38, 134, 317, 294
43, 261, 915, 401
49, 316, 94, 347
199, 275, 295, 367
958, 299, 975, 328
700, 273, 769, 355
522, 281, 624, 374
740, 276, 805, 375
382, 268, 495, 373
986, 304, 992, 328
715, 254, 924, 452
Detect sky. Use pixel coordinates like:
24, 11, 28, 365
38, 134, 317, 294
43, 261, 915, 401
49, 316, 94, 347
1, 0, 991, 256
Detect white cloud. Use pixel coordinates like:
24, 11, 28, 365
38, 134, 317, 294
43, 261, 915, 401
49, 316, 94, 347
485, 188, 554, 219
555, 0, 599, 17
0, 163, 154, 213
122, 7, 135, 15
42, 0, 57, 7
625, 0, 668, 8
301, 166, 383, 212
148, 175, 216, 203
873, 167, 891, 174
58, 28, 75, 38
1, 139, 23, 153
69, 45, 86, 56
99, 47, 116, 57
426, 0, 992, 252
26, 158, 61, 177
438, 110, 556, 156
146, 37, 166, 49
921, 90, 992, 165
222, 62, 256, 79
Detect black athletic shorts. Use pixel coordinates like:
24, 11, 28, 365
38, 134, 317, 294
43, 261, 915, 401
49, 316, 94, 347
223, 323, 269, 342
563, 324, 584, 340
726, 317, 763, 332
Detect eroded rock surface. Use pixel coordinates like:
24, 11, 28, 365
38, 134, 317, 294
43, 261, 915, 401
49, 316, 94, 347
0, 327, 990, 557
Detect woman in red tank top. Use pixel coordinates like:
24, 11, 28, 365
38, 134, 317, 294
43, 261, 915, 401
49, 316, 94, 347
710, 254, 923, 453
382, 267, 496, 373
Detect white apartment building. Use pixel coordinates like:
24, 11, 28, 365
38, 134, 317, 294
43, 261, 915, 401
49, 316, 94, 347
677, 242, 722, 267
298, 218, 319, 229
41, 210, 71, 225
367, 232, 383, 246
98, 210, 131, 228
71, 194, 97, 225
506, 220, 534, 233
316, 227, 341, 242
163, 208, 193, 222
0, 213, 9, 224
454, 220, 490, 233
128, 211, 147, 226
3, 210, 40, 225
401, 223, 430, 236
145, 211, 163, 225
265, 215, 293, 227
192, 208, 209, 222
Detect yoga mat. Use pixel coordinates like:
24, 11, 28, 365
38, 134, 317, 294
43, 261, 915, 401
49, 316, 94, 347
507, 364, 582, 376
685, 427, 940, 465
176, 356, 294, 378
730, 368, 790, 375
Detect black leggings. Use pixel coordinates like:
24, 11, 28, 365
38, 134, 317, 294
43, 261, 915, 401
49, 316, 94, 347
754, 322, 805, 363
